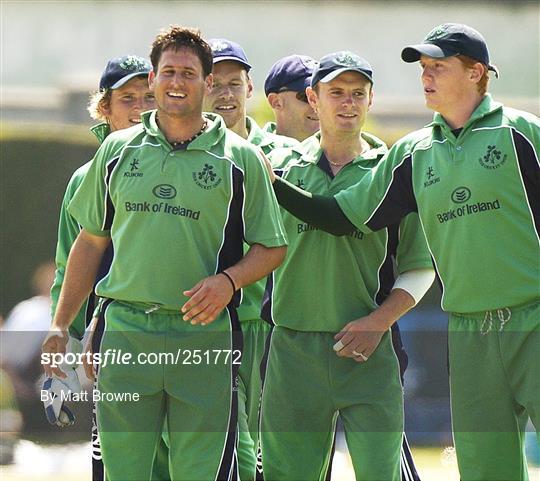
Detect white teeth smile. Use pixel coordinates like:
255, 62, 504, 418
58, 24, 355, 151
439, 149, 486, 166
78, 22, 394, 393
168, 92, 186, 98
339, 114, 356, 117
216, 105, 235, 110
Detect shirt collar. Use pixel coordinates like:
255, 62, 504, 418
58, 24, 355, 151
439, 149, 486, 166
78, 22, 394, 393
298, 131, 387, 165
141, 110, 226, 150
427, 94, 503, 132
246, 116, 272, 147
90, 122, 111, 145
263, 121, 277, 134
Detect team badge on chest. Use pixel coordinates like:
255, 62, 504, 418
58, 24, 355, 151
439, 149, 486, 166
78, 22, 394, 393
479, 144, 507, 170
193, 164, 222, 190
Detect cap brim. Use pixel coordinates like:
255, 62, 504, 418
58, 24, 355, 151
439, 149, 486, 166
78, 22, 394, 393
401, 44, 458, 63
319, 67, 373, 84
110, 71, 150, 90
213, 56, 252, 71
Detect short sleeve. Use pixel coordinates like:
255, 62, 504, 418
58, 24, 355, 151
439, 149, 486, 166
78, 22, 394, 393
242, 149, 288, 248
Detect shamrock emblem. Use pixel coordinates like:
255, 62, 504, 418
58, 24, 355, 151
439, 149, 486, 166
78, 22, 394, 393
211, 41, 229, 53
425, 25, 448, 41
120, 55, 147, 71
335, 52, 360, 68
198, 164, 217, 184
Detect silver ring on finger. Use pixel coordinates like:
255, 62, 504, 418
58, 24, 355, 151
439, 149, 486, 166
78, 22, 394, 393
353, 350, 368, 361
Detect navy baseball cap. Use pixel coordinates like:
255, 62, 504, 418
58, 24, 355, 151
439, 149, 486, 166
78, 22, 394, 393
311, 51, 373, 87
99, 55, 151, 91
401, 23, 499, 78
208, 38, 251, 72
264, 55, 318, 96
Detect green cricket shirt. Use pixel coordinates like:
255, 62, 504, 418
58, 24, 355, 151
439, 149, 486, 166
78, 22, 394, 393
50, 122, 111, 338
237, 117, 298, 323
335, 95, 540, 313
265, 132, 432, 332
246, 116, 298, 156
68, 112, 287, 312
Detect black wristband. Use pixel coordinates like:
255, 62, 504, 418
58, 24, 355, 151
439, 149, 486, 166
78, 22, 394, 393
218, 271, 237, 295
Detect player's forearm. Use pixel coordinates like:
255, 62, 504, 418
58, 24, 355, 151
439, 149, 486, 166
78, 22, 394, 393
224, 243, 286, 290
51, 203, 79, 316
52, 230, 110, 330
368, 288, 416, 331
50, 268, 65, 318
273, 177, 356, 236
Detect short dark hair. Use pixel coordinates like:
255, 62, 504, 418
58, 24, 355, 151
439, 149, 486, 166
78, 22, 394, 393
150, 25, 213, 77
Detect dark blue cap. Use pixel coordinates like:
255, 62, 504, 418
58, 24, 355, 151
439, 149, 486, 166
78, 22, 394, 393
264, 55, 318, 96
99, 55, 151, 91
311, 51, 373, 87
401, 23, 499, 78
208, 38, 251, 72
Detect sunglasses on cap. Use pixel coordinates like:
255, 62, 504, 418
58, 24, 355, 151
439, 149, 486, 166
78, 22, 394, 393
278, 88, 309, 103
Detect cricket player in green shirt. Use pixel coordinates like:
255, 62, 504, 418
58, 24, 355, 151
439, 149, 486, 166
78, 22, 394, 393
43, 26, 287, 481
261, 51, 434, 481
48, 54, 163, 481
267, 24, 539, 481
